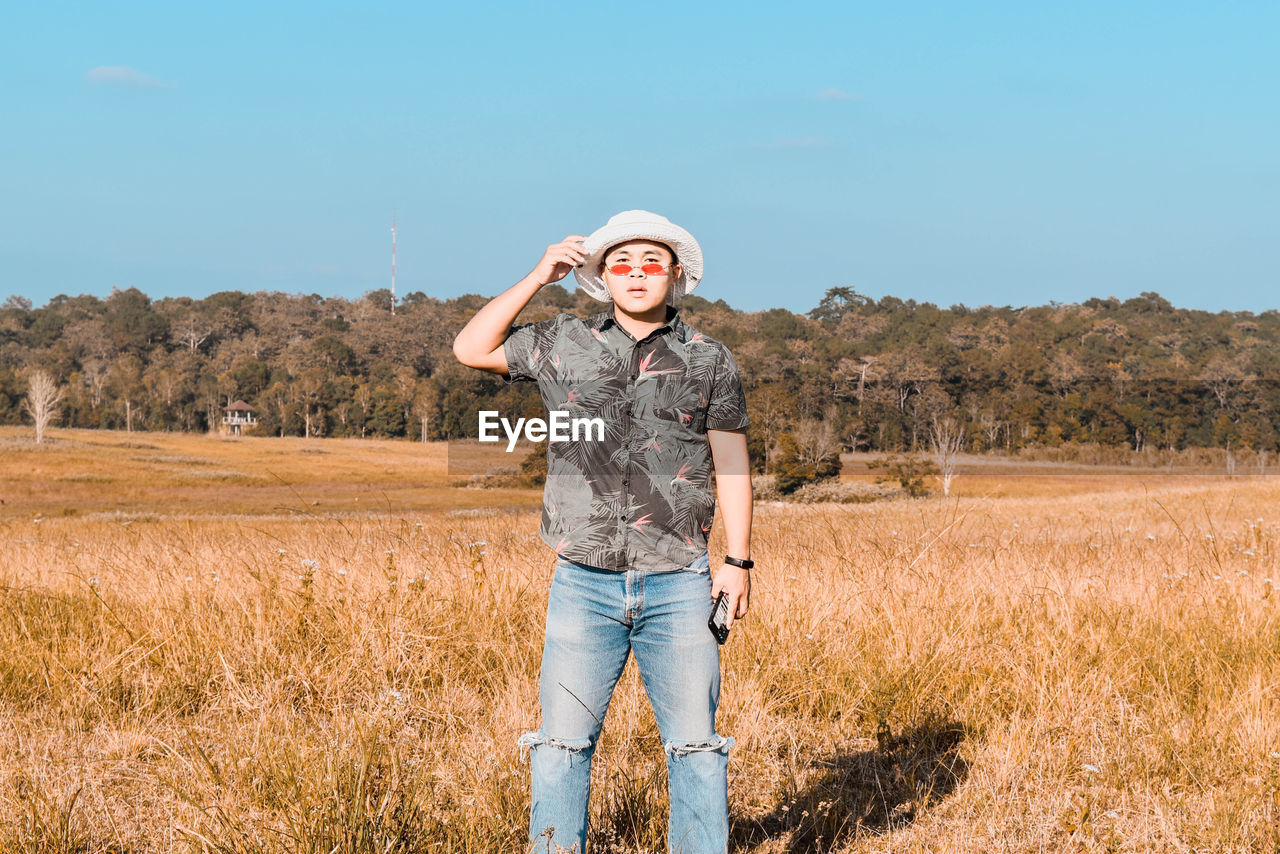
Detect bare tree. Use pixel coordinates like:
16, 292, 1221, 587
174, 313, 213, 351
108, 355, 145, 432
394, 366, 418, 427
876, 349, 938, 413
788, 338, 818, 365
792, 418, 842, 470
1200, 354, 1254, 412
836, 356, 878, 403
929, 415, 965, 497
354, 383, 374, 438
294, 368, 329, 438
24, 369, 65, 444
747, 385, 792, 473
81, 358, 110, 410
908, 386, 952, 450
977, 409, 1004, 451
1048, 351, 1086, 398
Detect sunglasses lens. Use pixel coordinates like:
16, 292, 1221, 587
608, 263, 667, 276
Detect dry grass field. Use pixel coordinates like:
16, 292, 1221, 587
1, 427, 1278, 853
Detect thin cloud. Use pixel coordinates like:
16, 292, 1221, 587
755, 137, 838, 151
84, 66, 168, 88
815, 87, 859, 102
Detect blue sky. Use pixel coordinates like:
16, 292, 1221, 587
1, 1, 1277, 314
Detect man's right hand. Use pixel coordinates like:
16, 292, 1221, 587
454, 234, 589, 375
528, 235, 589, 286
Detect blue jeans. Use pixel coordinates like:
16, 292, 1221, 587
518, 551, 733, 854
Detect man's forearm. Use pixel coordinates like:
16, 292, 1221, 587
452, 273, 544, 364
716, 474, 753, 558
708, 429, 753, 558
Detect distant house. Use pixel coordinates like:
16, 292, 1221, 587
222, 400, 257, 436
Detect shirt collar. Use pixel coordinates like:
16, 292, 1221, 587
588, 304, 684, 339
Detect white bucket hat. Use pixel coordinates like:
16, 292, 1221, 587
572, 210, 704, 302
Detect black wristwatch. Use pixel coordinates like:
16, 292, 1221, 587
723, 555, 754, 570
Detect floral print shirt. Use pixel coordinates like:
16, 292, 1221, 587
503, 306, 750, 572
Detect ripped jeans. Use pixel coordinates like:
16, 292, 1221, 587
518, 551, 733, 854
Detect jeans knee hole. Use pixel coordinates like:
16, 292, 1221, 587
517, 731, 592, 763
663, 734, 734, 758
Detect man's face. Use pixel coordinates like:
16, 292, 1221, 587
601, 240, 681, 314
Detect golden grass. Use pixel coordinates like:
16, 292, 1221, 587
2, 429, 1278, 852
0, 427, 540, 518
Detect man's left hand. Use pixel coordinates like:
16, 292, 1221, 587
711, 564, 751, 631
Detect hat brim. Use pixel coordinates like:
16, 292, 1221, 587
572, 222, 703, 302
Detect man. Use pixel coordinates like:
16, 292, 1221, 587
453, 210, 753, 853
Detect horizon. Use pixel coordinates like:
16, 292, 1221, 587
6, 283, 1277, 319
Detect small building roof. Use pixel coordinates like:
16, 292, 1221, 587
226, 400, 255, 412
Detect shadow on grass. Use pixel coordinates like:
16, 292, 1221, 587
731, 716, 970, 852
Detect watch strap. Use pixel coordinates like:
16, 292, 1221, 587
723, 555, 754, 570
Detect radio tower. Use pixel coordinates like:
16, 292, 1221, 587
390, 214, 397, 316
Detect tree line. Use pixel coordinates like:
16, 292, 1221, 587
3, 285, 1278, 470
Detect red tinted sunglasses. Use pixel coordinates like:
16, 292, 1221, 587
608, 263, 669, 276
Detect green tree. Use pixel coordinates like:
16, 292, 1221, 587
105, 287, 168, 354
773, 431, 841, 495
808, 286, 871, 325
367, 386, 406, 437
108, 355, 146, 431
873, 455, 938, 498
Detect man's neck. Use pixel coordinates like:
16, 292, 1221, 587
612, 304, 672, 341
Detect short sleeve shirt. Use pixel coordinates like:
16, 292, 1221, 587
503, 306, 749, 573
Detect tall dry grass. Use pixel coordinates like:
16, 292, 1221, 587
1, 431, 1278, 852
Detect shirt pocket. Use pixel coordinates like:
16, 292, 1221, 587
653, 377, 709, 433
